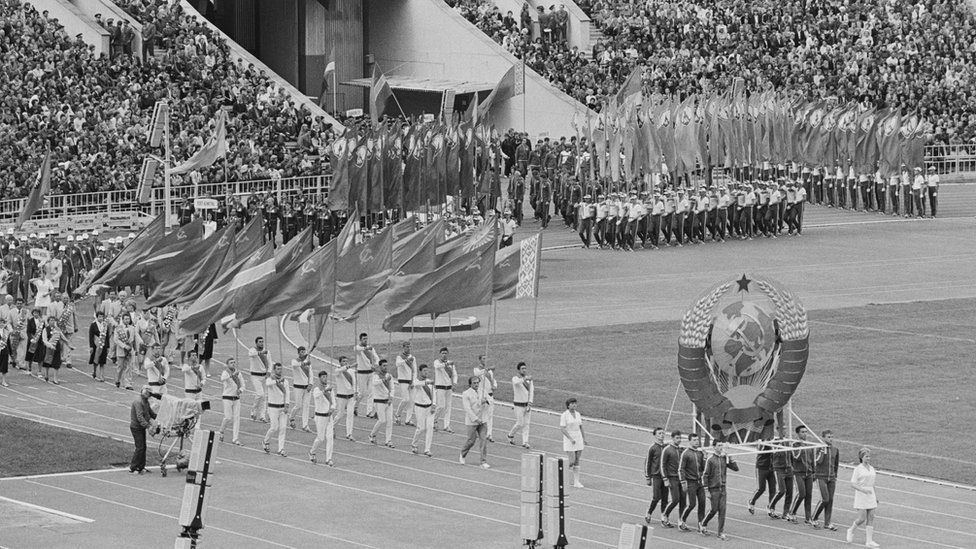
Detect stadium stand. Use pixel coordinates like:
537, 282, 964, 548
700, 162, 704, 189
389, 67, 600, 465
0, 0, 338, 198
452, 0, 976, 145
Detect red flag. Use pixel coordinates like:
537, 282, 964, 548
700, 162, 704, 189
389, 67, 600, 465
146, 215, 264, 307
394, 218, 443, 275
382, 226, 496, 332
437, 215, 497, 266
179, 241, 275, 336
348, 139, 369, 212
16, 152, 51, 229
370, 65, 393, 125
111, 219, 205, 287
333, 223, 394, 320
327, 134, 353, 211
144, 223, 238, 306
236, 239, 337, 325
77, 214, 165, 295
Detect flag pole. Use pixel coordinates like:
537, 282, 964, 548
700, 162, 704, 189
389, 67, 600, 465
333, 55, 338, 117
375, 61, 407, 119
163, 100, 172, 229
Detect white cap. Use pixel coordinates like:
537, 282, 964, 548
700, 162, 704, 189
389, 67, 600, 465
59, 245, 66, 251
91, 230, 99, 236
5, 228, 12, 235
82, 234, 89, 240
127, 232, 136, 239
67, 235, 74, 242
98, 245, 106, 251
29, 233, 37, 239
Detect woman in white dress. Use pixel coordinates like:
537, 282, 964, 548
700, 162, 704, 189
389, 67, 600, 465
847, 447, 880, 548
559, 398, 587, 488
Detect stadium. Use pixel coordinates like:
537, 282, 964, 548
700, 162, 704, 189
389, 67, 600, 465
0, 0, 974, 548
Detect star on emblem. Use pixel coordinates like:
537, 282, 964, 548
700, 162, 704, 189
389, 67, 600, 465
736, 274, 751, 293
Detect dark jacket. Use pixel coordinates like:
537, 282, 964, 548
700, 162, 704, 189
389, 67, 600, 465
130, 396, 156, 429
792, 442, 815, 475
679, 447, 706, 483
644, 442, 666, 480
703, 454, 739, 490
661, 443, 682, 478
814, 445, 840, 480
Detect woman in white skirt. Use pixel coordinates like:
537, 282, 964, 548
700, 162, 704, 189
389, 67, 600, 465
847, 447, 880, 547
559, 398, 587, 488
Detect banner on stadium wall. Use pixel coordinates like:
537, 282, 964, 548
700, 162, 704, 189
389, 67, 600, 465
345, 108, 364, 118
29, 248, 51, 262
194, 198, 218, 210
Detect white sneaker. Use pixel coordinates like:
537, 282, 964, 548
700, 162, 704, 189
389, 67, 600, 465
573, 481, 584, 488
458, 454, 465, 465
847, 528, 854, 543
865, 542, 879, 549
481, 463, 491, 469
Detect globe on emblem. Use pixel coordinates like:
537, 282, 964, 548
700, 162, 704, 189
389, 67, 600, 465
709, 300, 776, 378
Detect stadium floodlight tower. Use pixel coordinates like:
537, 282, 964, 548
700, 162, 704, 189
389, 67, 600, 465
673, 273, 827, 457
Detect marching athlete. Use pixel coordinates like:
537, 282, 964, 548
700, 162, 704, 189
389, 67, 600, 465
369, 359, 396, 448
410, 363, 436, 457
394, 341, 417, 426
288, 346, 313, 432
219, 358, 245, 445
644, 427, 670, 525
812, 429, 840, 530
679, 433, 707, 533
471, 354, 497, 441
433, 347, 457, 433
263, 362, 291, 457
309, 370, 336, 466
506, 361, 533, 448
702, 442, 739, 540
661, 430, 684, 527
354, 332, 380, 418
181, 348, 205, 400
331, 355, 358, 441
248, 337, 271, 423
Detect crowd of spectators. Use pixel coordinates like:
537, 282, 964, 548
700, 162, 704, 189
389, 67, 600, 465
0, 0, 337, 201
453, 0, 976, 144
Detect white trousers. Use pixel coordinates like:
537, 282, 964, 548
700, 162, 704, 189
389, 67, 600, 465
356, 372, 374, 414
331, 396, 356, 438
220, 397, 241, 442
411, 405, 435, 453
435, 388, 453, 429
394, 382, 414, 422
508, 406, 531, 444
264, 406, 288, 452
310, 414, 334, 461
250, 375, 267, 419
289, 387, 310, 428
370, 400, 394, 444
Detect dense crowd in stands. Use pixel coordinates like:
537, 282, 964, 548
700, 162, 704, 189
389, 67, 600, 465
453, 0, 976, 144
0, 0, 337, 200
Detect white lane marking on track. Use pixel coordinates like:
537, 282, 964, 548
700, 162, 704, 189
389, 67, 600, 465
5, 383, 970, 549
23, 480, 296, 548
809, 319, 976, 344
85, 476, 383, 549
0, 468, 128, 481
0, 495, 95, 523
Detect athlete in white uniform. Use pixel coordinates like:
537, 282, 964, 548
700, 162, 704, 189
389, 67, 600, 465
219, 358, 245, 445
354, 333, 380, 417
471, 354, 497, 442
263, 362, 291, 456
394, 341, 417, 426
248, 337, 271, 423
144, 343, 169, 400
507, 361, 534, 448
181, 348, 205, 400
433, 347, 457, 432
331, 355, 358, 441
309, 370, 335, 466
368, 359, 396, 448
410, 363, 437, 457
288, 346, 313, 432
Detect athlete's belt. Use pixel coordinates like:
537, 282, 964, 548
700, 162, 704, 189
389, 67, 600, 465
250, 372, 267, 377
337, 393, 354, 399
314, 412, 332, 417
397, 379, 411, 384
268, 403, 286, 409
221, 395, 239, 401
293, 384, 308, 389
373, 399, 390, 404
434, 385, 452, 390
185, 388, 201, 394
356, 370, 373, 375
513, 402, 529, 407
414, 403, 431, 408
148, 381, 164, 386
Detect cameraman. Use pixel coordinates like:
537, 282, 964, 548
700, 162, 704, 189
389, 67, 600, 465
129, 385, 157, 474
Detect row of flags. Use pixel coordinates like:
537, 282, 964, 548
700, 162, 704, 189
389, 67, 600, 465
579, 77, 928, 181
326, 118, 505, 214
80, 212, 542, 337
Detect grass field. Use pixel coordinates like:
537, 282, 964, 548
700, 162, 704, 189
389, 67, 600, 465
392, 297, 976, 485
0, 415, 132, 478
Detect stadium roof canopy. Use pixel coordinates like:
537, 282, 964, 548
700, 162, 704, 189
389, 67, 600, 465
343, 76, 494, 94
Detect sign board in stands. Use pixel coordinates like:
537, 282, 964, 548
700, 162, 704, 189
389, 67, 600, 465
345, 108, 364, 118
194, 198, 219, 210
29, 248, 51, 262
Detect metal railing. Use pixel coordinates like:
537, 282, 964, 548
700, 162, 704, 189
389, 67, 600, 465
923, 143, 976, 175
0, 175, 332, 228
